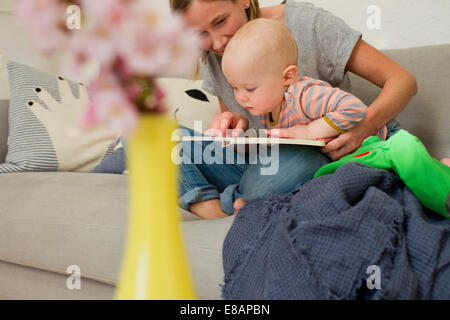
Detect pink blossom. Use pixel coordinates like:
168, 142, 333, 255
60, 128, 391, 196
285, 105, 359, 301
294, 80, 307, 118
160, 22, 200, 76
18, 0, 201, 136
65, 0, 131, 68
114, 57, 133, 80
90, 86, 139, 136
82, 70, 139, 135
80, 0, 131, 26
88, 68, 122, 95
63, 31, 94, 77
16, 0, 64, 27
155, 86, 165, 101
117, 21, 168, 76
125, 83, 142, 101
81, 101, 99, 129
117, 1, 200, 77
16, 0, 68, 54
30, 27, 67, 55
143, 86, 168, 113
67, 20, 118, 68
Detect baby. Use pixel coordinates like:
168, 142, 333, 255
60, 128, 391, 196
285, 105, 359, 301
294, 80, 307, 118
222, 18, 388, 141
222, 18, 450, 214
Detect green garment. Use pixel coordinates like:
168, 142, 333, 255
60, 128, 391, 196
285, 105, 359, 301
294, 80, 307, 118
314, 130, 450, 218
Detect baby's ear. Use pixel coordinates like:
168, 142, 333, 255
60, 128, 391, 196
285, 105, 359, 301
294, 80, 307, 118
283, 65, 299, 86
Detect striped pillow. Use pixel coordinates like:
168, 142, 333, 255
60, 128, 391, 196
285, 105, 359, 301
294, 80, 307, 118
0, 60, 117, 173
0, 53, 9, 100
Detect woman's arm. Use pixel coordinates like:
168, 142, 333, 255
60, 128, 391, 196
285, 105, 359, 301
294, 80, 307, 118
321, 39, 418, 160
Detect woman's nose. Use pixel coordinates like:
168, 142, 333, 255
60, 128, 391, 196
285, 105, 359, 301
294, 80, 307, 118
200, 37, 212, 52
212, 34, 227, 53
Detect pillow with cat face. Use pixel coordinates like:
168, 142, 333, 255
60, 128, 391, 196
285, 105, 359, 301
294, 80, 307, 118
91, 78, 218, 174
157, 77, 218, 131
0, 59, 117, 173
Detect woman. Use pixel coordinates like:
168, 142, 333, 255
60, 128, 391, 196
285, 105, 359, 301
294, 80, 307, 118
170, 0, 418, 219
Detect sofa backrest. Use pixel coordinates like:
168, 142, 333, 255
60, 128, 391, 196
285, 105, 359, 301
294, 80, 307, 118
0, 44, 448, 163
348, 43, 450, 159
0, 99, 7, 162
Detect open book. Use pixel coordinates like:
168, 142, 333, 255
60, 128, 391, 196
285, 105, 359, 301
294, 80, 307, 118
174, 135, 325, 147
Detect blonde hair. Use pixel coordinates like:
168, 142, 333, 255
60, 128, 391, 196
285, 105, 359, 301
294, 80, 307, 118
224, 18, 298, 74
170, 0, 261, 78
170, 0, 260, 22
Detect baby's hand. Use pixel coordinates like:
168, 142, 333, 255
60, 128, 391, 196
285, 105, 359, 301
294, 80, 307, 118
204, 111, 248, 137
265, 124, 312, 140
316, 136, 339, 143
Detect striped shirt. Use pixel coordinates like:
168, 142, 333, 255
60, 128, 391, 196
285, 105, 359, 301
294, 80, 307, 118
258, 76, 387, 140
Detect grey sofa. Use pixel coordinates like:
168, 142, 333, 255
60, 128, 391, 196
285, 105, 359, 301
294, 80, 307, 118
0, 44, 449, 300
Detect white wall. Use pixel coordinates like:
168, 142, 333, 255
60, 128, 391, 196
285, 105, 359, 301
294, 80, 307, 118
261, 0, 450, 50
0, 0, 449, 78
0, 1, 62, 75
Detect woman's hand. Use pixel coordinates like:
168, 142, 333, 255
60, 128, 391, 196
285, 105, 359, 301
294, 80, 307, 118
320, 123, 372, 160
204, 111, 249, 137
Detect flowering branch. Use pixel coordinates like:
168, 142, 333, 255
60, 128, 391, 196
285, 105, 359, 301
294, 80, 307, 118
16, 0, 200, 135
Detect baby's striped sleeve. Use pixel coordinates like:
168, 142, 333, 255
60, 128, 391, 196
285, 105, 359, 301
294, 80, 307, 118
299, 79, 368, 133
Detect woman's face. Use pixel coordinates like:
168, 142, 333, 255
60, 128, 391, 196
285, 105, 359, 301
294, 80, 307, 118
184, 0, 249, 55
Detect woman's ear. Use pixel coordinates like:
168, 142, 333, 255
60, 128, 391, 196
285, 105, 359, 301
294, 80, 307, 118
283, 65, 299, 87
239, 0, 250, 9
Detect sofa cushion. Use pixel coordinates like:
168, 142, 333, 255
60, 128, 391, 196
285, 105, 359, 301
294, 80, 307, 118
0, 172, 128, 283
0, 172, 128, 285
348, 43, 450, 159
0, 60, 118, 173
0, 172, 230, 299
0, 99, 7, 163
0, 260, 115, 300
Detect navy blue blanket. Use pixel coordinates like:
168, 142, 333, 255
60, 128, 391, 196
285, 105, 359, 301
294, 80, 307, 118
222, 163, 450, 299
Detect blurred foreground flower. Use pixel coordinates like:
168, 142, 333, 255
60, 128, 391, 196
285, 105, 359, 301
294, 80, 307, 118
16, 0, 68, 54
16, 0, 200, 135
18, 0, 200, 300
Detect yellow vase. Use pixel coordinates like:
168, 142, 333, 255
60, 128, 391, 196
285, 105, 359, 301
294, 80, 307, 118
115, 114, 196, 300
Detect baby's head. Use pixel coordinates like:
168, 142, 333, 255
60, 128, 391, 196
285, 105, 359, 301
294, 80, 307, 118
222, 18, 299, 116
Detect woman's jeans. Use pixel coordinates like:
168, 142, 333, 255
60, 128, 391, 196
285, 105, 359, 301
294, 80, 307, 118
177, 119, 401, 215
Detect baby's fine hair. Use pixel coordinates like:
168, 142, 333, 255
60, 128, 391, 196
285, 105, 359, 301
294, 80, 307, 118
225, 18, 299, 71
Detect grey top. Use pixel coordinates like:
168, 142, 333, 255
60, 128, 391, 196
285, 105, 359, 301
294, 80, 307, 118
202, 0, 362, 130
